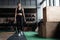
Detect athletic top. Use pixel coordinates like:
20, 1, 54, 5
17, 8, 23, 13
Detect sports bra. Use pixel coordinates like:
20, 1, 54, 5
17, 8, 23, 13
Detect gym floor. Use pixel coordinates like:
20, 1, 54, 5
0, 31, 56, 40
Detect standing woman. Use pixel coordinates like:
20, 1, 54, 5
15, 2, 26, 35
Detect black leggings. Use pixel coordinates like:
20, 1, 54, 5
16, 15, 23, 31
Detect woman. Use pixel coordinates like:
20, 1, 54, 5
15, 3, 26, 35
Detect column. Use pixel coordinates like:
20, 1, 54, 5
53, 0, 55, 6
55, 0, 59, 6
46, 0, 49, 6
51, 0, 53, 6
59, 0, 60, 6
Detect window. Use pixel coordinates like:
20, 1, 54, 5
21, 0, 36, 6
9, 0, 18, 6
26, 0, 30, 6
0, 0, 5, 6
21, 0, 26, 6
31, 0, 36, 6
47, 0, 60, 6
14, 0, 18, 5
9, 0, 14, 5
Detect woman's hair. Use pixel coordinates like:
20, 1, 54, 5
17, 2, 22, 8
17, 2, 21, 5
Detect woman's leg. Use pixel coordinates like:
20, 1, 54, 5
16, 16, 20, 33
16, 16, 23, 32
20, 16, 23, 31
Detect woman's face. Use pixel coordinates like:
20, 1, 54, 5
18, 3, 21, 7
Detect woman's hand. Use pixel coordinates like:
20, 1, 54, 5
14, 18, 16, 23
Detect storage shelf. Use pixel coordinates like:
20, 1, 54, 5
26, 21, 36, 23
25, 17, 35, 18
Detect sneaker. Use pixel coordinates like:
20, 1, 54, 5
21, 31, 24, 35
18, 33, 21, 36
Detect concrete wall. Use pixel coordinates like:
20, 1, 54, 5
37, 0, 46, 22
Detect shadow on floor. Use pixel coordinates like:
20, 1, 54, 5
53, 22, 60, 40
7, 32, 27, 40
32, 34, 45, 38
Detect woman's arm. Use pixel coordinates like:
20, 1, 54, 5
15, 8, 17, 23
22, 8, 26, 22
